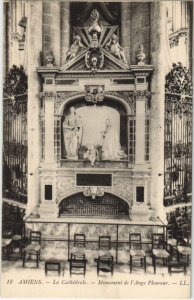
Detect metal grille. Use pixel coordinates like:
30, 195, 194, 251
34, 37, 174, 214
164, 63, 192, 206
3, 65, 28, 203
59, 192, 129, 217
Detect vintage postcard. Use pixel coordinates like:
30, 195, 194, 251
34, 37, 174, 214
1, 0, 192, 298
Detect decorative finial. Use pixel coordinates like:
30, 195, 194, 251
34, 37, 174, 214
45, 51, 55, 67
88, 9, 102, 36
137, 44, 145, 65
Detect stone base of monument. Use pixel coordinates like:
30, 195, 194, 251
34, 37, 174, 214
131, 204, 151, 221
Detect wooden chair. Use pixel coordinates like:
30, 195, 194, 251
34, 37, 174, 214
166, 225, 177, 259
2, 223, 13, 260
96, 236, 114, 276
176, 232, 191, 267
152, 233, 170, 274
129, 233, 146, 273
12, 223, 25, 259
69, 234, 87, 276
22, 231, 41, 268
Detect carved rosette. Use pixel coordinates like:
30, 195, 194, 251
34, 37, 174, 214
85, 85, 105, 103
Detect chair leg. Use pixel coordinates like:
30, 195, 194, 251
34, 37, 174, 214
130, 256, 132, 273
144, 257, 146, 273
23, 251, 26, 268
111, 264, 113, 276
187, 255, 190, 266
97, 261, 99, 276
153, 256, 156, 274
141, 258, 143, 267
184, 265, 187, 275
177, 252, 180, 266
37, 252, 39, 268
168, 264, 171, 275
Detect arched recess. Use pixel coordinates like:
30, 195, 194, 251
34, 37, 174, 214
58, 191, 131, 218
57, 93, 132, 160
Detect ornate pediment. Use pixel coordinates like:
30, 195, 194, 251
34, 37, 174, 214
61, 9, 129, 72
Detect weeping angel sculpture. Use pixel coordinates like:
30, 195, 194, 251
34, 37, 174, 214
101, 118, 126, 160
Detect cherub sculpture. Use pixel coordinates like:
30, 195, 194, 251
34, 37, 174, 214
66, 35, 84, 61
105, 34, 127, 64
83, 145, 99, 167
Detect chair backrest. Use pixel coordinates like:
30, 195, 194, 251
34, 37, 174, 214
166, 225, 174, 239
99, 236, 111, 250
30, 231, 41, 244
74, 234, 86, 248
2, 223, 13, 238
152, 233, 165, 249
129, 233, 142, 250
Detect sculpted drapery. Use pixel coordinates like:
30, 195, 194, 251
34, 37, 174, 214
63, 107, 83, 160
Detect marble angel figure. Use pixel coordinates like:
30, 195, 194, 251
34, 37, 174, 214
101, 118, 125, 160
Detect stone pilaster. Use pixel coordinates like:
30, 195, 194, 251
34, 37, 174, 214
27, 1, 42, 215
61, 2, 70, 66
150, 2, 167, 221
43, 92, 56, 164
43, 1, 60, 66
121, 3, 131, 64
135, 91, 146, 166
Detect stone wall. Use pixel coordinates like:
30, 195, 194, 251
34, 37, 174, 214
130, 3, 150, 64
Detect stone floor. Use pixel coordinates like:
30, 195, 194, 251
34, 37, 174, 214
1, 248, 191, 298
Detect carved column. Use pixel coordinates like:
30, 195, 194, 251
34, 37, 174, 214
27, 1, 42, 215
121, 2, 131, 64
42, 1, 60, 65
135, 90, 146, 166
150, 2, 167, 221
61, 2, 70, 65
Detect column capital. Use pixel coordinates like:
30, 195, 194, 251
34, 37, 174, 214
40, 91, 56, 101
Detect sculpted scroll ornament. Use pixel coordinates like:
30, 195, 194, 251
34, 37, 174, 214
85, 85, 105, 103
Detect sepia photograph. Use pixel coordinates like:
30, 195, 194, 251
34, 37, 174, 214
1, 0, 193, 298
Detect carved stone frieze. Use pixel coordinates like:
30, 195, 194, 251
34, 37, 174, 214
56, 176, 133, 206
106, 91, 134, 108
169, 30, 187, 48
55, 91, 82, 114
135, 90, 151, 100
40, 91, 56, 101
